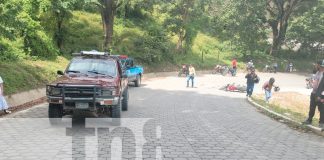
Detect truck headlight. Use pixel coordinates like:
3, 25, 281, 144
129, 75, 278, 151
47, 86, 62, 96
101, 89, 117, 96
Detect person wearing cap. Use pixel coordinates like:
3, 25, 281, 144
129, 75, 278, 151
262, 77, 276, 103
303, 61, 324, 125
315, 60, 324, 128
187, 64, 196, 88
0, 75, 11, 114
245, 69, 258, 97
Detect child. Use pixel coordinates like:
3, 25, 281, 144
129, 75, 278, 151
0, 76, 11, 114
263, 77, 276, 103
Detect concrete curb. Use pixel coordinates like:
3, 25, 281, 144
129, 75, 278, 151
247, 97, 324, 137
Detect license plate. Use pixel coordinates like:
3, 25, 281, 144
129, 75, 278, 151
75, 103, 89, 109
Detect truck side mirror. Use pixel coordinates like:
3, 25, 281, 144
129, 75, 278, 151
57, 70, 64, 75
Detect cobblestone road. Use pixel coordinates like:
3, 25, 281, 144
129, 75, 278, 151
1, 74, 324, 160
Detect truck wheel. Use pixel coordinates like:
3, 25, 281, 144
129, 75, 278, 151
122, 88, 129, 111
48, 104, 63, 125
111, 100, 121, 126
134, 75, 141, 87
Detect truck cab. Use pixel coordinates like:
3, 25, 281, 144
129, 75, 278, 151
46, 51, 129, 124
112, 55, 144, 87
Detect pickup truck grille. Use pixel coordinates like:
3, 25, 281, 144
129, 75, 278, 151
64, 87, 99, 98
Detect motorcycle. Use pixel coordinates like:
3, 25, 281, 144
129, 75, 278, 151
286, 63, 294, 72
178, 64, 188, 77
263, 65, 275, 73
220, 83, 247, 93
212, 65, 234, 76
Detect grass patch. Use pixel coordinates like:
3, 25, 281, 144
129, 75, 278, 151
252, 94, 319, 126
0, 56, 69, 95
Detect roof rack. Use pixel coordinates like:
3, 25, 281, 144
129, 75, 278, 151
72, 50, 110, 56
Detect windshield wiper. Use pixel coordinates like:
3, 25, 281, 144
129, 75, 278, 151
88, 70, 107, 75
66, 70, 80, 73
88, 71, 114, 78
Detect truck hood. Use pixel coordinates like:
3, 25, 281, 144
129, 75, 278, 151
51, 75, 118, 87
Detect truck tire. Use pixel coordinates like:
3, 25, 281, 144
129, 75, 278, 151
122, 88, 129, 111
134, 75, 141, 87
48, 104, 63, 125
111, 99, 121, 126
111, 101, 121, 118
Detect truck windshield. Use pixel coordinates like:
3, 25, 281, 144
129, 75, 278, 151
67, 58, 117, 77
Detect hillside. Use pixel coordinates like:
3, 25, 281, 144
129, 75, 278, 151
0, 0, 322, 95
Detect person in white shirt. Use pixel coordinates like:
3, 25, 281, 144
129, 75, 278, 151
0, 76, 11, 114
187, 64, 196, 88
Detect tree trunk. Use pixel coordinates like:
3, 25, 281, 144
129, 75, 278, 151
56, 18, 64, 51
176, 30, 184, 51
101, 0, 114, 51
267, 0, 301, 55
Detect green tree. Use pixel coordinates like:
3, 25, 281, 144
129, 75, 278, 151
287, 0, 324, 55
210, 0, 267, 57
0, 0, 24, 39
163, 0, 196, 52
266, 0, 304, 55
86, 0, 127, 50
0, 0, 58, 59
41, 0, 76, 51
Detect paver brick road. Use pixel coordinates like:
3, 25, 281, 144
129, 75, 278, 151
1, 74, 324, 160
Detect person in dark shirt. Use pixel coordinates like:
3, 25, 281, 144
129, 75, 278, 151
315, 60, 324, 129
245, 69, 258, 97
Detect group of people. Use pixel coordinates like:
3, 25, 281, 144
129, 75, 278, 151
303, 60, 324, 128
0, 76, 11, 114
244, 68, 277, 103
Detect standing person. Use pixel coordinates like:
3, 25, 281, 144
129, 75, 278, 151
231, 58, 237, 76
303, 61, 324, 125
273, 62, 278, 73
315, 60, 324, 128
187, 64, 196, 88
245, 69, 258, 97
263, 78, 276, 103
0, 76, 11, 114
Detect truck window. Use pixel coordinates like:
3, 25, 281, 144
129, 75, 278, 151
67, 59, 117, 77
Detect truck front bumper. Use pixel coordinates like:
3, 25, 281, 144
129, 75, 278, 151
47, 96, 120, 109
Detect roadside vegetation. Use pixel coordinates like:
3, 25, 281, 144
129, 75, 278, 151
253, 93, 320, 126
0, 0, 323, 94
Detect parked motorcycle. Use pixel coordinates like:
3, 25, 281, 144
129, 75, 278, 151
263, 65, 275, 73
212, 65, 234, 76
178, 64, 188, 77
286, 62, 294, 72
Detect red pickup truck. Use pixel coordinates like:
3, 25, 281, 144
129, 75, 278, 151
46, 51, 129, 124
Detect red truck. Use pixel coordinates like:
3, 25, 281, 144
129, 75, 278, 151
46, 51, 129, 124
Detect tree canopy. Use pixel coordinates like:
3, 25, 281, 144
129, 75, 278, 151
0, 0, 322, 61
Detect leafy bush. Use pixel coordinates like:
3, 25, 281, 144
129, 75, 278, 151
0, 38, 25, 60
62, 11, 103, 54
24, 30, 58, 59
